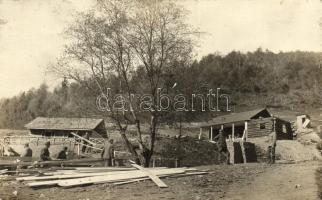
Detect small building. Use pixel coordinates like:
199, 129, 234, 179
296, 114, 311, 131
25, 117, 107, 138
199, 108, 293, 141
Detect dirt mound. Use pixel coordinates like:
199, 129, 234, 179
155, 137, 222, 167
297, 130, 321, 144
249, 137, 321, 162
276, 140, 321, 161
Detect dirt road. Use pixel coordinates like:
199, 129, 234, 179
224, 161, 320, 200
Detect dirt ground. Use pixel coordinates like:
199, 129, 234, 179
225, 161, 320, 200
0, 161, 320, 200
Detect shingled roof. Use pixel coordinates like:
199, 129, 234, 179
25, 117, 104, 131
200, 108, 271, 128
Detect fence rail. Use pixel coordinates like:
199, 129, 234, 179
0, 136, 106, 146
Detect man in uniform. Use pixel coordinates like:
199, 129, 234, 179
82, 132, 90, 153
40, 141, 52, 161
21, 143, 32, 158
217, 129, 230, 164
57, 146, 68, 160
101, 139, 115, 167
267, 117, 277, 164
20, 143, 32, 162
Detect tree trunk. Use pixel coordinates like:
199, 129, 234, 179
119, 129, 141, 165
142, 149, 152, 167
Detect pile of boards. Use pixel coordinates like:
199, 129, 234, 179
16, 164, 208, 188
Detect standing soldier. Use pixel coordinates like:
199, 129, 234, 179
82, 132, 90, 153
217, 129, 230, 164
267, 117, 277, 164
101, 139, 115, 167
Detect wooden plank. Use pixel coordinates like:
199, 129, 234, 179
28, 168, 185, 187
74, 167, 136, 171
131, 163, 168, 188
113, 171, 207, 186
0, 158, 105, 167
70, 132, 97, 146
113, 174, 170, 186
22, 168, 187, 182
302, 119, 310, 128
18, 170, 135, 181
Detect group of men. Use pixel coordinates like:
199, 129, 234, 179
21, 141, 69, 161
20, 137, 115, 166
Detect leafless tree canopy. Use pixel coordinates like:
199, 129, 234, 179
51, 0, 197, 166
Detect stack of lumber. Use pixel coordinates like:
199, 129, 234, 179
16, 164, 208, 188
0, 158, 105, 168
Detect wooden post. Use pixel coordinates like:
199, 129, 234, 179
244, 121, 248, 141
210, 126, 213, 141
152, 158, 156, 168
77, 143, 80, 156
199, 128, 203, 140
232, 123, 235, 141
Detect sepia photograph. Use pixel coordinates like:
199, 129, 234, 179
0, 0, 322, 199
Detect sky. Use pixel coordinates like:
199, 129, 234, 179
0, 0, 322, 98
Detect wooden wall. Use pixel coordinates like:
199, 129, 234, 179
247, 117, 293, 139
248, 118, 273, 138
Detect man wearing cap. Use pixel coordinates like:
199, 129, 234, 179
21, 143, 32, 158
57, 146, 68, 160
40, 141, 52, 161
217, 129, 230, 164
101, 139, 115, 167
267, 117, 277, 164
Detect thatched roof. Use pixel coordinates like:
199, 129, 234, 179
25, 117, 104, 131
199, 108, 271, 128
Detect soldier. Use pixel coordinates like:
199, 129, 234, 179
40, 141, 52, 161
21, 143, 32, 158
82, 132, 90, 153
217, 129, 230, 164
101, 139, 115, 167
57, 146, 68, 160
267, 117, 277, 164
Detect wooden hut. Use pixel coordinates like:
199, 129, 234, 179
199, 108, 293, 141
25, 117, 107, 138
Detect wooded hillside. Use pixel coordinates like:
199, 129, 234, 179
1, 49, 321, 129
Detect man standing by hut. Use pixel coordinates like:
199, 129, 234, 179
217, 129, 230, 164
101, 139, 115, 167
267, 117, 277, 164
82, 132, 90, 153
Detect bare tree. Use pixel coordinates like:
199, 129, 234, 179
51, 0, 196, 166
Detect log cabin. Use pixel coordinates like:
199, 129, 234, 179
199, 108, 293, 141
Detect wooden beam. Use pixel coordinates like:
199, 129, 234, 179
232, 123, 235, 142
70, 132, 96, 146
210, 126, 213, 141
198, 128, 202, 140
47, 168, 185, 187
244, 121, 248, 141
303, 119, 310, 129
131, 163, 168, 188
18, 170, 138, 181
